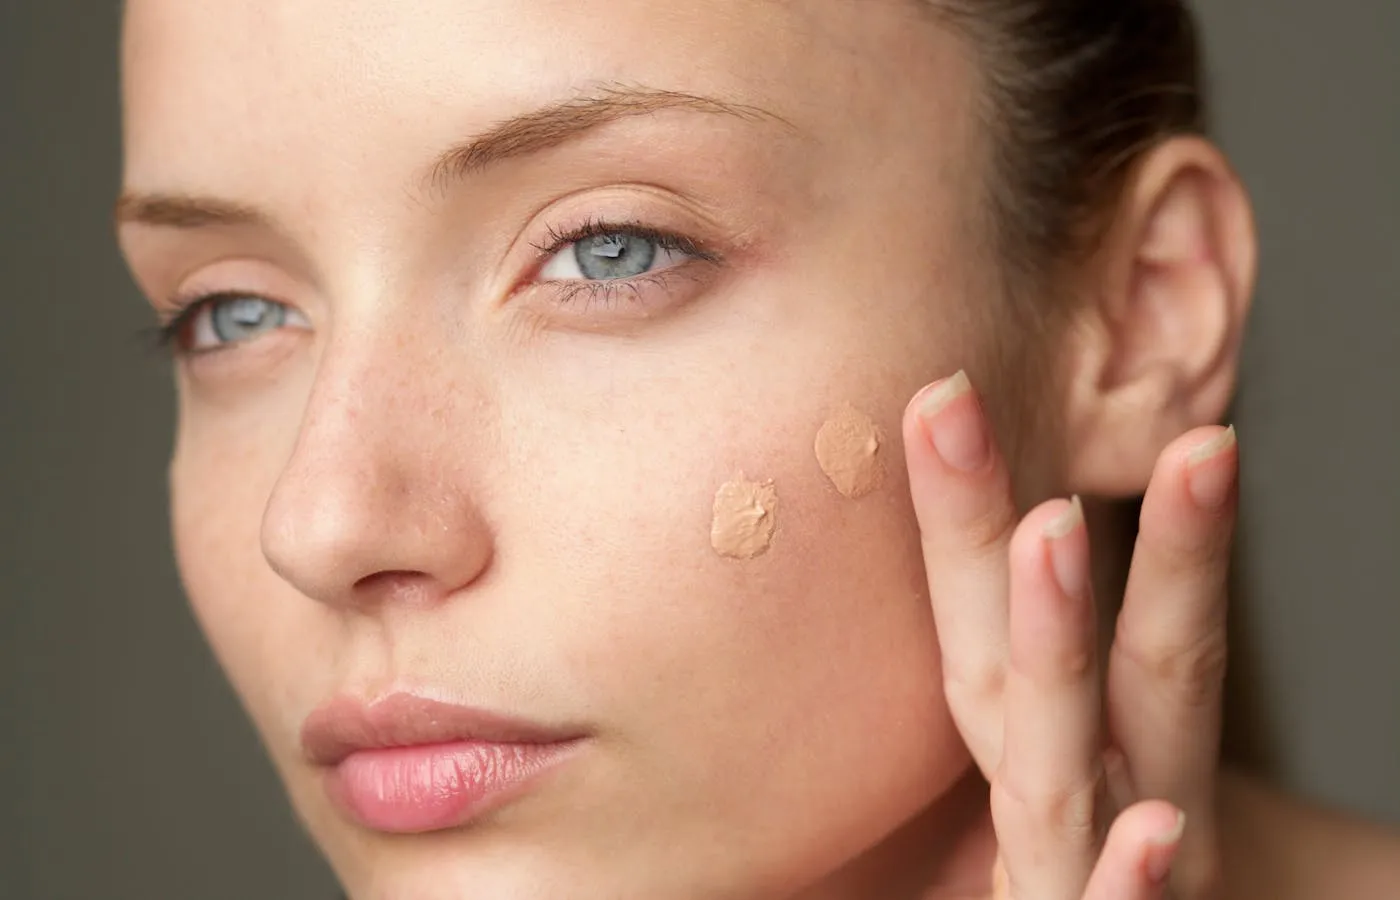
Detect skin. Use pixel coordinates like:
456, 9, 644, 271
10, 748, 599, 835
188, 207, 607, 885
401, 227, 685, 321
117, 1, 1400, 899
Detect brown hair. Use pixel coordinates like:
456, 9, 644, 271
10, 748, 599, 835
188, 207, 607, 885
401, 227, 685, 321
929, 0, 1208, 289
929, 0, 1274, 774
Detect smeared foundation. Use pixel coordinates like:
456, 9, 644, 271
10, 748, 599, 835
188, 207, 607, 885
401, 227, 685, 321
815, 405, 885, 498
710, 475, 778, 559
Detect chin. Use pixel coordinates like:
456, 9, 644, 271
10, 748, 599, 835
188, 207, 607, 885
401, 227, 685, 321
329, 847, 726, 900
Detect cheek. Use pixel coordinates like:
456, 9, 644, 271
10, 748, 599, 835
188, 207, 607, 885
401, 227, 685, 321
491, 330, 972, 873
168, 401, 333, 757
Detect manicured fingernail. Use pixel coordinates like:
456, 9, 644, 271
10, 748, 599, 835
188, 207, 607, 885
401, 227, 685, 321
1186, 426, 1238, 510
1145, 810, 1187, 884
1043, 496, 1088, 599
917, 371, 990, 473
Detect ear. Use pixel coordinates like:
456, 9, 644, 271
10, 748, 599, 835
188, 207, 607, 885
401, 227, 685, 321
1061, 137, 1257, 498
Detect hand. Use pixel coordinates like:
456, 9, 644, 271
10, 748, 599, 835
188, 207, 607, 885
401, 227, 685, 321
904, 371, 1238, 899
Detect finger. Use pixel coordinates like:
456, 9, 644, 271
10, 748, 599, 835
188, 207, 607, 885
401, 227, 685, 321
1108, 426, 1238, 894
1103, 747, 1138, 815
904, 371, 1021, 772
993, 497, 1104, 900
1081, 801, 1186, 900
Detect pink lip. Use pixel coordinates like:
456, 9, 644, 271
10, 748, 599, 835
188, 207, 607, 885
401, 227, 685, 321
301, 692, 585, 834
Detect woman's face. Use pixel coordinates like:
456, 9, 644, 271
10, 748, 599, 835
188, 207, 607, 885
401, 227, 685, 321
120, 1, 1045, 896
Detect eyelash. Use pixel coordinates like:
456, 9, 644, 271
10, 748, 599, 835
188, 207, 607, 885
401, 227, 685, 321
143, 218, 719, 354
530, 216, 714, 261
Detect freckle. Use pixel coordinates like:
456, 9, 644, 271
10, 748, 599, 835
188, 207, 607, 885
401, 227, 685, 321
815, 405, 885, 499
710, 474, 778, 560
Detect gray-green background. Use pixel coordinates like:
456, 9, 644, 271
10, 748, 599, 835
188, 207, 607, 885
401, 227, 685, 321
3, 2, 1396, 898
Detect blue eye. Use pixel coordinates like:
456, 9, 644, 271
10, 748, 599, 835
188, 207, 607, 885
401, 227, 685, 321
209, 296, 287, 342
573, 233, 657, 279
539, 228, 696, 283
161, 293, 310, 353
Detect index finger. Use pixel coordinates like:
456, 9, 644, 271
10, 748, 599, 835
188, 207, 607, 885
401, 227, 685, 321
904, 371, 1021, 772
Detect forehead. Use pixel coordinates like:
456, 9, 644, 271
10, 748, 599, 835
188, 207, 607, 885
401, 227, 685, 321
120, 0, 968, 185
122, 0, 931, 76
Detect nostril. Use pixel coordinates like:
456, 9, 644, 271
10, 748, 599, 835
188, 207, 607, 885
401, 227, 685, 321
353, 571, 442, 607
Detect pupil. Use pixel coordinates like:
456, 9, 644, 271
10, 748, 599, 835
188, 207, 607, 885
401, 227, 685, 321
594, 237, 627, 259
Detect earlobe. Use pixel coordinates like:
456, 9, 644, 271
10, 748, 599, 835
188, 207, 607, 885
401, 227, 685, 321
1064, 138, 1257, 498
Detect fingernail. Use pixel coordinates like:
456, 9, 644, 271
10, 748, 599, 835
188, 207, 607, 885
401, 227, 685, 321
1043, 496, 1088, 599
1186, 426, 1238, 510
1145, 810, 1187, 884
917, 371, 990, 473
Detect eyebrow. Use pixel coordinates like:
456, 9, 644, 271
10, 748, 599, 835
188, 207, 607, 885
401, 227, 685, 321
114, 193, 268, 229
428, 85, 788, 187
116, 85, 788, 229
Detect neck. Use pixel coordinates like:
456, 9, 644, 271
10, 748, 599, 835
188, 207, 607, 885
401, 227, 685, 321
794, 500, 1139, 900
795, 768, 1000, 900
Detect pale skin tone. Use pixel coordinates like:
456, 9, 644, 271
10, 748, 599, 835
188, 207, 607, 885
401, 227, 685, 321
118, 1, 1400, 898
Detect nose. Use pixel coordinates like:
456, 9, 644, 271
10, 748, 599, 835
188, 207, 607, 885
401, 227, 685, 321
261, 342, 495, 611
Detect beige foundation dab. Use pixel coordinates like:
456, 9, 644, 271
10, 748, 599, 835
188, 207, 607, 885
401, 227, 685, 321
815, 404, 885, 498
710, 475, 778, 559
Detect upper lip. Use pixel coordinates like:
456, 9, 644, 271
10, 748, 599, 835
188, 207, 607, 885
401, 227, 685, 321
301, 692, 584, 767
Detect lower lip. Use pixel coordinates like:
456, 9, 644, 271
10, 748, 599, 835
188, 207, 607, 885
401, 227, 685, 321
326, 740, 578, 834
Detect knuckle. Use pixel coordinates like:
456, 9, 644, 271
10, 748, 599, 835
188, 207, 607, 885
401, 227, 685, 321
992, 768, 1104, 846
1140, 502, 1235, 568
1150, 528, 1232, 573
963, 506, 1016, 557
1047, 642, 1098, 683
944, 657, 1006, 708
1048, 780, 1101, 842
1012, 632, 1096, 686
956, 482, 1019, 557
1116, 616, 1229, 709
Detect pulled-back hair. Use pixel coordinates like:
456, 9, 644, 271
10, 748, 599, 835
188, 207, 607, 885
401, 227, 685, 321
930, 1, 1207, 287
931, 0, 1272, 771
